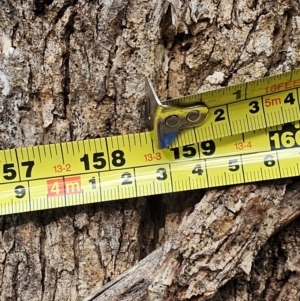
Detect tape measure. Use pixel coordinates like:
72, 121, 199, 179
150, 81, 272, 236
1, 69, 300, 215
166, 69, 300, 147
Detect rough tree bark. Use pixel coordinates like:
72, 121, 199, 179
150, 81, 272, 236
1, 0, 300, 300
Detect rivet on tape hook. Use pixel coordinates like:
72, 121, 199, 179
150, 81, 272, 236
144, 77, 208, 149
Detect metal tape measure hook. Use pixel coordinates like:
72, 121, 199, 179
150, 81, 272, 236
144, 77, 208, 149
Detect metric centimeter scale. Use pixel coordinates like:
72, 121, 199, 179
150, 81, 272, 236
1, 121, 300, 215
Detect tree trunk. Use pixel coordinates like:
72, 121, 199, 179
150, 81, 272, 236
1, 0, 300, 300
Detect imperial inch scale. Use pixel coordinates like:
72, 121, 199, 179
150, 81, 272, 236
2, 70, 300, 215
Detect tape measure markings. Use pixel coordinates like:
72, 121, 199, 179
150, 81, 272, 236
0, 123, 299, 216
2, 122, 300, 185
1, 146, 300, 215
169, 85, 300, 148
3, 70, 300, 215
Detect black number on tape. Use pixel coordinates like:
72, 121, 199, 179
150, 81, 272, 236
3, 163, 17, 180
15, 185, 26, 198
183, 145, 196, 158
233, 90, 241, 100
80, 154, 90, 170
170, 147, 180, 160
200, 140, 216, 156
192, 164, 203, 175
170, 145, 196, 160
21, 161, 35, 177
121, 172, 132, 185
93, 153, 107, 169
3, 161, 35, 181
112, 150, 126, 167
80, 153, 106, 170
214, 109, 225, 122
89, 177, 96, 189
249, 101, 260, 114
264, 155, 276, 167
284, 92, 295, 105
228, 159, 240, 171
156, 168, 167, 181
